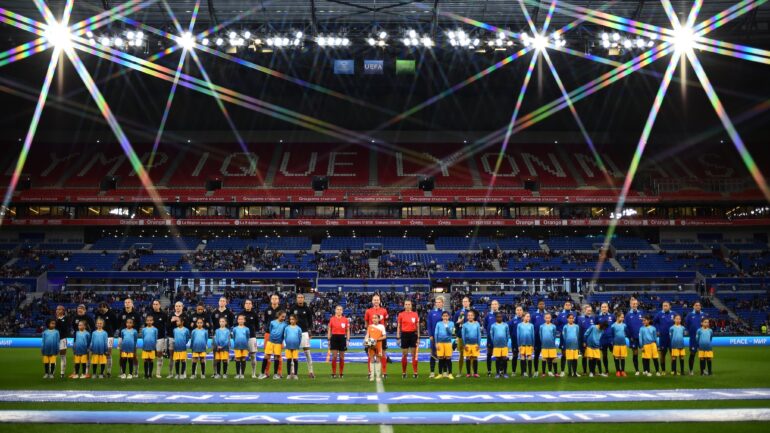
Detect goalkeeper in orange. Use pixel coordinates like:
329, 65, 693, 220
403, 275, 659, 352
365, 314, 387, 382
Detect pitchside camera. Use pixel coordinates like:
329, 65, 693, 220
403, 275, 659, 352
100, 176, 117, 191
205, 178, 223, 191
312, 176, 329, 191
523, 177, 539, 192
418, 176, 435, 191
18, 177, 31, 191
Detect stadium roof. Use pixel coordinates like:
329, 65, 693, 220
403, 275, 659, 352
6, 1, 770, 34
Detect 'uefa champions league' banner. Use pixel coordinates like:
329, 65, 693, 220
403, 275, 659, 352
363, 60, 384, 74
2, 389, 770, 405
1, 336, 769, 349
1, 409, 769, 425
333, 59, 354, 75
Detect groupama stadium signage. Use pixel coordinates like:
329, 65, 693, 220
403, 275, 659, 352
5, 218, 770, 227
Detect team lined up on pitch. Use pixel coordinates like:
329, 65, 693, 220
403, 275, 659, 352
39, 294, 715, 381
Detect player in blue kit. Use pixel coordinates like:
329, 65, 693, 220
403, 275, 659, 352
583, 321, 605, 377
611, 312, 628, 377
434, 311, 455, 379
118, 318, 138, 379
556, 301, 577, 376
41, 319, 60, 379
696, 318, 714, 375
531, 300, 547, 376
639, 316, 661, 376
90, 318, 109, 378
578, 305, 595, 375
685, 301, 707, 375
596, 302, 615, 376
172, 317, 190, 379
669, 315, 686, 375
539, 313, 558, 377
262, 311, 288, 379
653, 301, 676, 375
214, 317, 231, 379
625, 298, 644, 375
483, 300, 502, 376
284, 315, 303, 380
232, 314, 250, 379
73, 320, 91, 379
517, 313, 535, 378
461, 311, 481, 378
489, 313, 510, 378
190, 318, 209, 379
562, 314, 580, 377
141, 316, 158, 379
426, 296, 445, 378
507, 306, 524, 375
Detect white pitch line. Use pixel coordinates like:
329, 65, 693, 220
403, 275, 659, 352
375, 378, 394, 433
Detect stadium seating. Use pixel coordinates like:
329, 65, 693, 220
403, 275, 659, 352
545, 236, 604, 251
504, 252, 614, 272
10, 252, 124, 274
713, 292, 770, 331
91, 236, 201, 250
272, 144, 369, 187
659, 242, 707, 251
320, 237, 426, 251
2, 143, 765, 196
617, 253, 736, 276
205, 237, 311, 250
612, 237, 654, 251
496, 237, 541, 251
434, 237, 492, 250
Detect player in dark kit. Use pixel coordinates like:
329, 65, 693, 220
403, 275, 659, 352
94, 302, 118, 377
70, 304, 95, 378
239, 299, 260, 378
531, 300, 547, 376
118, 299, 142, 378
189, 303, 211, 332
166, 301, 188, 378
263, 294, 283, 376
291, 293, 315, 378
54, 305, 71, 378
144, 299, 168, 378
210, 297, 235, 330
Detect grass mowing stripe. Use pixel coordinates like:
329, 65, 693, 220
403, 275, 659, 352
376, 375, 394, 433
0, 347, 766, 432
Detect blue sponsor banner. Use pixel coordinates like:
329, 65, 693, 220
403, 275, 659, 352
1, 409, 769, 424
333, 59, 354, 75
3, 336, 769, 349
363, 60, 384, 75
2, 389, 770, 405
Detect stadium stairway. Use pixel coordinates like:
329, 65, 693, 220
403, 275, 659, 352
569, 292, 583, 307
368, 149, 378, 186
609, 258, 624, 271
492, 259, 502, 271
555, 146, 587, 186
122, 258, 137, 271
711, 296, 742, 322
368, 257, 379, 278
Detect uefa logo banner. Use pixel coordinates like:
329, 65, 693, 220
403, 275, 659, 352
363, 60, 384, 75
333, 59, 355, 75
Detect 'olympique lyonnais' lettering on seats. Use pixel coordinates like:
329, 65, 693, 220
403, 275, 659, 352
0, 143, 753, 188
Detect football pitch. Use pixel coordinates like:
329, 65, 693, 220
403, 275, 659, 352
0, 347, 768, 432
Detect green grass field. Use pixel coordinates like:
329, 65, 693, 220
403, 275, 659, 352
0, 347, 768, 432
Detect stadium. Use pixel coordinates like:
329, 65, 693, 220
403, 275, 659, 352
0, 0, 769, 431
